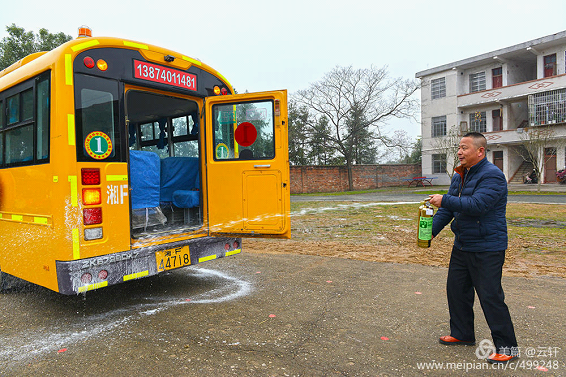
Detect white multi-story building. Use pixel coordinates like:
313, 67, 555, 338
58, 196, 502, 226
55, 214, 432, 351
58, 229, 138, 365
416, 31, 566, 185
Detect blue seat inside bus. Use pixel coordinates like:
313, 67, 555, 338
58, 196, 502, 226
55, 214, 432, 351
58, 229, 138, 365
160, 157, 200, 208
129, 150, 161, 209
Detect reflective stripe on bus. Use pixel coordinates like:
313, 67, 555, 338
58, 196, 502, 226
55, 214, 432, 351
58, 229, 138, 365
78, 281, 108, 293
65, 54, 73, 85
0, 212, 52, 226
123, 41, 148, 50
106, 175, 128, 182
68, 176, 78, 207
67, 114, 75, 146
123, 270, 149, 281
198, 254, 217, 263
71, 39, 100, 52
72, 228, 80, 260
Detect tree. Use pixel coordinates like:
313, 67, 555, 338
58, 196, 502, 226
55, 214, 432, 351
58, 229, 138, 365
288, 101, 311, 165
0, 24, 72, 71
431, 125, 462, 179
514, 126, 565, 192
293, 65, 419, 190
399, 137, 422, 164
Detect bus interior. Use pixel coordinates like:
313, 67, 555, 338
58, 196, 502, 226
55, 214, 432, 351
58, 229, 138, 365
126, 90, 202, 239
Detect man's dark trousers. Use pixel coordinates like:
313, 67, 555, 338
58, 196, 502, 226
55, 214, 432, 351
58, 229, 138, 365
447, 246, 518, 353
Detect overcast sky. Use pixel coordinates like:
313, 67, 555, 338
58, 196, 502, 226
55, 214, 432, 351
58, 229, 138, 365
2, 0, 566, 139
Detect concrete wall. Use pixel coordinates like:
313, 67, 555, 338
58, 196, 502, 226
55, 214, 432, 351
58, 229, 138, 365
290, 164, 421, 194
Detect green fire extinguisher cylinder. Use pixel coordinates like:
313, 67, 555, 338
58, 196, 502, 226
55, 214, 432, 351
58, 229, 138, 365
417, 198, 434, 248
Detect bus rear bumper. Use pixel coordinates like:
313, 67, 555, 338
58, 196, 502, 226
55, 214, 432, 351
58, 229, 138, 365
55, 236, 241, 295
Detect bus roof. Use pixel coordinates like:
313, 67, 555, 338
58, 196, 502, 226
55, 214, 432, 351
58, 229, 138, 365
0, 35, 233, 93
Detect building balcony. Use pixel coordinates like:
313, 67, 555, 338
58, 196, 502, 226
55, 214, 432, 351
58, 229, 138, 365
457, 74, 566, 108
483, 123, 566, 145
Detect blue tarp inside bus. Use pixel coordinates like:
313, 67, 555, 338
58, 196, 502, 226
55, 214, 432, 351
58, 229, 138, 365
160, 157, 200, 208
129, 150, 161, 209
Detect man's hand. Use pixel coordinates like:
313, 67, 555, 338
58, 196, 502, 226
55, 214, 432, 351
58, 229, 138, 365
429, 194, 443, 208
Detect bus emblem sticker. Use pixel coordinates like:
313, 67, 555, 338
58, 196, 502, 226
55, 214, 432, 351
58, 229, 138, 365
85, 131, 113, 160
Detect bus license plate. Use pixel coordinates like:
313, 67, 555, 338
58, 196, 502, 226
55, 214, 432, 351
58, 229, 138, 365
156, 246, 191, 272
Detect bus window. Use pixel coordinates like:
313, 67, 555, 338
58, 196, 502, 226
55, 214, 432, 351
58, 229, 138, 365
172, 114, 198, 157
74, 74, 120, 162
21, 89, 33, 121
6, 126, 33, 164
139, 120, 169, 158
0, 73, 50, 167
7, 94, 20, 125
213, 101, 274, 160
36, 77, 50, 160
0, 100, 3, 165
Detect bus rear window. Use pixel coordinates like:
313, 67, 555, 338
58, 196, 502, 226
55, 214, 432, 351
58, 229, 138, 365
212, 100, 275, 160
74, 74, 121, 161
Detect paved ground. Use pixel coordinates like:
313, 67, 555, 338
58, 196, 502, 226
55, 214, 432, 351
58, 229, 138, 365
1, 253, 565, 376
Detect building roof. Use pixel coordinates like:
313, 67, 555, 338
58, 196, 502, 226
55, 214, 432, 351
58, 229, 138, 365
415, 30, 566, 78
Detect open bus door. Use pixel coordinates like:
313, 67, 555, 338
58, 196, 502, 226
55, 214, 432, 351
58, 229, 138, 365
205, 90, 290, 238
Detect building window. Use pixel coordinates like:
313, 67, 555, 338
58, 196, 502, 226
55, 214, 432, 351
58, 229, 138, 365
528, 88, 566, 125
544, 54, 557, 77
469, 72, 486, 93
492, 109, 503, 131
492, 67, 503, 88
432, 154, 446, 174
431, 77, 446, 99
469, 111, 486, 133
431, 116, 447, 137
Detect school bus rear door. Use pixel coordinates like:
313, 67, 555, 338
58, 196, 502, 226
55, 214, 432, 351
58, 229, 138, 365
205, 90, 290, 238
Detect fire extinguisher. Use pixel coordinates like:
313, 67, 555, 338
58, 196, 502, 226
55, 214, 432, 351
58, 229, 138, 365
417, 198, 434, 248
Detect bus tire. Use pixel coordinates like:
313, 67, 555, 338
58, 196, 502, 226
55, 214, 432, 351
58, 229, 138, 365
0, 267, 6, 292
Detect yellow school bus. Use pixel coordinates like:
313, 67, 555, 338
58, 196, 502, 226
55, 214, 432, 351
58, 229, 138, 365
0, 28, 290, 294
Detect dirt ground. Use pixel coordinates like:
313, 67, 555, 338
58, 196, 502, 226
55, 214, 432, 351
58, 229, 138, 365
244, 203, 566, 279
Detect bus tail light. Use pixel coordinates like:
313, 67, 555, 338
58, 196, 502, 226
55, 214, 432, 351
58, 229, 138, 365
274, 99, 281, 116
84, 208, 102, 225
98, 270, 108, 280
84, 227, 103, 241
81, 272, 92, 284
84, 56, 95, 69
81, 168, 100, 185
97, 59, 108, 71
213, 86, 228, 95
83, 188, 101, 205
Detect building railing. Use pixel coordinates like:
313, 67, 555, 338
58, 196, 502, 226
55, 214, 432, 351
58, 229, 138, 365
457, 74, 566, 108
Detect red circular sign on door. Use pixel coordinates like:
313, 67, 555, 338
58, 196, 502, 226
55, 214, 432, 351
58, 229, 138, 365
234, 122, 257, 147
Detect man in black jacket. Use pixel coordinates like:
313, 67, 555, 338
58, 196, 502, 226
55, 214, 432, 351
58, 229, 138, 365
429, 132, 518, 364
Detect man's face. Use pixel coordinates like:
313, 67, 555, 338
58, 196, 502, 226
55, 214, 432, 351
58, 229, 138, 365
457, 137, 484, 169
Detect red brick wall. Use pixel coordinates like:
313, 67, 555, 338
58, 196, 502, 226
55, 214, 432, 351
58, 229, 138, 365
290, 164, 421, 194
